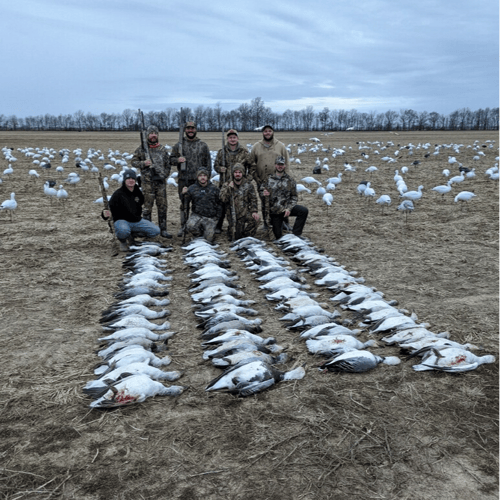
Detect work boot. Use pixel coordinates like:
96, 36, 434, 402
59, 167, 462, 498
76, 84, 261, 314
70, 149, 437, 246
118, 239, 129, 252
161, 229, 173, 239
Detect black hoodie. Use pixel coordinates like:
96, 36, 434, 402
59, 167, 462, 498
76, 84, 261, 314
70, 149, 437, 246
108, 183, 144, 222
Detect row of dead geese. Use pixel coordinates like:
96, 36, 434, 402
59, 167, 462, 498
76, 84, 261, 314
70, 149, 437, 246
182, 238, 307, 397
83, 242, 187, 408
267, 234, 495, 373
83, 234, 495, 407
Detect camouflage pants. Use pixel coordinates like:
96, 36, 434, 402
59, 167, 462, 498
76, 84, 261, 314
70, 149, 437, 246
228, 215, 259, 241
142, 180, 167, 230
186, 213, 218, 243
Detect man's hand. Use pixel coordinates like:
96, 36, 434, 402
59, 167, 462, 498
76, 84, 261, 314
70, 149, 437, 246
144, 159, 152, 167
182, 186, 188, 194
252, 212, 259, 221
284, 210, 291, 217
229, 181, 234, 189
220, 166, 226, 173
178, 157, 186, 163
263, 189, 270, 196
103, 210, 111, 218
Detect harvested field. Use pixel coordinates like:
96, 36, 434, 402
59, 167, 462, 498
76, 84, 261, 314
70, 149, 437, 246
0, 130, 498, 500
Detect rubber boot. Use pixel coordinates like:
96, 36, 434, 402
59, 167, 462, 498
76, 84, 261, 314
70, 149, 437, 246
177, 211, 186, 237
159, 213, 172, 239
118, 239, 129, 252
262, 206, 269, 230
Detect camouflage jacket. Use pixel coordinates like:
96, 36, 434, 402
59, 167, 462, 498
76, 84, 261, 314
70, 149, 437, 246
213, 143, 251, 183
185, 180, 222, 220
260, 172, 298, 215
170, 137, 212, 182
220, 178, 258, 222
131, 144, 171, 182
247, 138, 290, 186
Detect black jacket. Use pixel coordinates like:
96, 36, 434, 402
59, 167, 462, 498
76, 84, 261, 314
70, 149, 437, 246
108, 184, 144, 222
185, 181, 222, 220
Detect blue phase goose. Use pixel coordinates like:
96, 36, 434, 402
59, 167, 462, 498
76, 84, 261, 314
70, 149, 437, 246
318, 349, 401, 373
205, 359, 305, 396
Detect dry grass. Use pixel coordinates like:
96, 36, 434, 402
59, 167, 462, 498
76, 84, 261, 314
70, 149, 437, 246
0, 130, 498, 500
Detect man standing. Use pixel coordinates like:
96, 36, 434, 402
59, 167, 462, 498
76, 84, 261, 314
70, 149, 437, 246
130, 125, 172, 238
170, 120, 212, 236
213, 129, 250, 234
102, 169, 160, 252
247, 124, 290, 229
219, 163, 259, 241
261, 156, 308, 241
181, 169, 222, 243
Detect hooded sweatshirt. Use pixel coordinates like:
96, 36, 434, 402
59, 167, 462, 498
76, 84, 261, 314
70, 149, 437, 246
108, 183, 144, 222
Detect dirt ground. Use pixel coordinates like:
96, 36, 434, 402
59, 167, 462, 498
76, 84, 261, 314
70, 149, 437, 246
0, 130, 498, 500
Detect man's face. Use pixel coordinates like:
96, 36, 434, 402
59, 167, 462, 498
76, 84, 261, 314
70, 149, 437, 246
148, 133, 158, 143
263, 127, 273, 141
198, 173, 208, 186
227, 134, 238, 147
233, 169, 243, 182
185, 126, 197, 140
275, 162, 286, 173
125, 178, 136, 190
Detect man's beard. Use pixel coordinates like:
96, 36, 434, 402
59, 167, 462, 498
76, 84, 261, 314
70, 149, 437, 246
263, 132, 274, 142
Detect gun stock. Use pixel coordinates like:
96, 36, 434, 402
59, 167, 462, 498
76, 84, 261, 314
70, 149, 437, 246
98, 173, 115, 236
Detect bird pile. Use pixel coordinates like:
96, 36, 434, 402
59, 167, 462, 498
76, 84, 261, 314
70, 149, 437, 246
273, 235, 495, 373
83, 241, 186, 408
182, 238, 305, 397
278, 235, 495, 372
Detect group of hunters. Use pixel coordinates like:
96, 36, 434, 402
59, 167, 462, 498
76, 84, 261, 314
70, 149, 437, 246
102, 121, 309, 251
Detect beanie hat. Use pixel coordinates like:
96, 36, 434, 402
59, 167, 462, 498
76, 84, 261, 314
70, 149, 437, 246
123, 169, 137, 180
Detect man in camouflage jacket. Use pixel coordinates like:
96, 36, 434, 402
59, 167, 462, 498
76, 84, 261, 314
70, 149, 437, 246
219, 163, 259, 241
247, 124, 290, 229
213, 129, 251, 234
131, 125, 172, 238
170, 120, 212, 236
182, 169, 222, 243
260, 155, 308, 240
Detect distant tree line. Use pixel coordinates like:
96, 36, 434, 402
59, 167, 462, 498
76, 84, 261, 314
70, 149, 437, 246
1, 97, 498, 132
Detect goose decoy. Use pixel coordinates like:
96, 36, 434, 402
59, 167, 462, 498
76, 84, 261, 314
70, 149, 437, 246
401, 185, 423, 202
318, 349, 401, 373
89, 374, 187, 408
205, 358, 305, 396
0, 193, 17, 221
397, 200, 414, 221
454, 191, 476, 209
410, 347, 495, 372
376, 195, 391, 212
431, 182, 452, 198
56, 185, 68, 202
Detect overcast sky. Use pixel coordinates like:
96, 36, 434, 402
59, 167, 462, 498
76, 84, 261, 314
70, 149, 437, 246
3, 0, 498, 118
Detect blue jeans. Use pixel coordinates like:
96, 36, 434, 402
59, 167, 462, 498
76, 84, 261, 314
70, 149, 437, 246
114, 219, 160, 240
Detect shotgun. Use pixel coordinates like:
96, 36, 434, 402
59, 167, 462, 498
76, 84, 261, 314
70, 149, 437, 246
98, 172, 114, 236
179, 115, 189, 242
138, 109, 153, 168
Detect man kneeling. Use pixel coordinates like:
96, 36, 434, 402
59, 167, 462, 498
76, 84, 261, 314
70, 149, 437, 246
261, 156, 308, 241
219, 163, 259, 241
102, 169, 160, 251
181, 169, 222, 243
